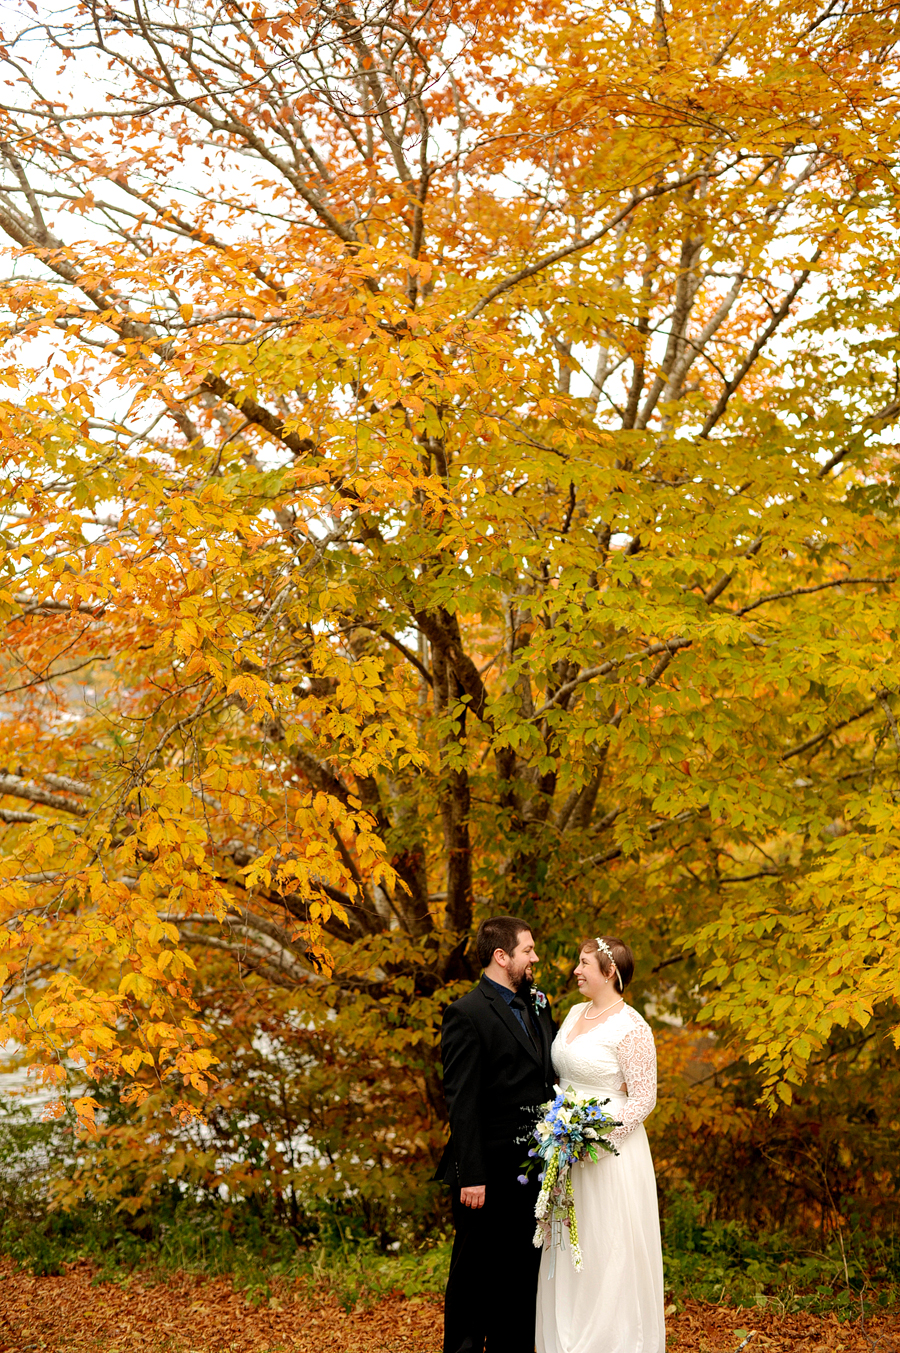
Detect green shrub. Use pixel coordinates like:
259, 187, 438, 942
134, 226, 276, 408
0, 1096, 897, 1318
661, 1184, 899, 1315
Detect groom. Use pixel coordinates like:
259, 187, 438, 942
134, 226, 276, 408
437, 916, 557, 1353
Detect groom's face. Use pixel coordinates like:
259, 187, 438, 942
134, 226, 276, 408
507, 931, 539, 990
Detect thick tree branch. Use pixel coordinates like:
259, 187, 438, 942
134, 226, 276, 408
356, 625, 433, 686
414, 608, 491, 725
0, 775, 89, 817
177, 929, 314, 988
0, 808, 42, 824
291, 748, 354, 805
200, 373, 316, 459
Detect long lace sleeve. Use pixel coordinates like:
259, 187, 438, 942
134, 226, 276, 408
610, 1022, 657, 1145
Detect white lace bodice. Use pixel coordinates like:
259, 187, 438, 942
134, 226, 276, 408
552, 1002, 657, 1145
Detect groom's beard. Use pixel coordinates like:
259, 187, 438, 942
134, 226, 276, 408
511, 963, 534, 993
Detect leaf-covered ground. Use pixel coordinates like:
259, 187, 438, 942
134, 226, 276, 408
0, 1260, 898, 1353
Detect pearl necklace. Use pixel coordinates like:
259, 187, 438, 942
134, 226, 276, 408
583, 996, 625, 1021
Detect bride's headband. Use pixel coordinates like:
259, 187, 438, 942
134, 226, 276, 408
595, 936, 621, 992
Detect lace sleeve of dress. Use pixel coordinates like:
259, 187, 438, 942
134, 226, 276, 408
610, 1021, 657, 1145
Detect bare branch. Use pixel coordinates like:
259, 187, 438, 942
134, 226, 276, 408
734, 576, 894, 616
700, 251, 822, 437
703, 538, 762, 607
569, 809, 700, 875
780, 704, 877, 760
533, 637, 692, 718
466, 168, 729, 321
719, 869, 781, 883
817, 400, 900, 478
876, 691, 900, 754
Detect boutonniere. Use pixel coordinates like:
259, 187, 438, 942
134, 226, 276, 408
532, 989, 548, 1014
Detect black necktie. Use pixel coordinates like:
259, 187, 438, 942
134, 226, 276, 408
511, 994, 538, 1049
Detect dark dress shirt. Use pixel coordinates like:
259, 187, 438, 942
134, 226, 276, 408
483, 974, 531, 1036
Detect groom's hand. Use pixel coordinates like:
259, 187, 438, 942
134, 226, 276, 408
460, 1185, 485, 1209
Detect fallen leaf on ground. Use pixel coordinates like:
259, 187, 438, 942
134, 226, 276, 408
0, 1260, 897, 1352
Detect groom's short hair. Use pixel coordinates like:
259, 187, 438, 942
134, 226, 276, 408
476, 915, 532, 968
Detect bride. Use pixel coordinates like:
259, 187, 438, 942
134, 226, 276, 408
535, 935, 666, 1353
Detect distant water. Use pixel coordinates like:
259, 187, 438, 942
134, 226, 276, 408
0, 1063, 53, 1110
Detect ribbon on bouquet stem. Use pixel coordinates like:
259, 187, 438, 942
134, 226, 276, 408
546, 1218, 564, 1279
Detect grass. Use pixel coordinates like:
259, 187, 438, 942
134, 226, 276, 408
4, 1195, 898, 1321
0, 1094, 897, 1321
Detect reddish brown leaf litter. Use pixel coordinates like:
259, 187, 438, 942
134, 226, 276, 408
664, 1302, 899, 1351
2, 1260, 437, 1353
0, 1259, 897, 1352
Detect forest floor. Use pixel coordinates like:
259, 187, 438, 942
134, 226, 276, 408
1, 1259, 899, 1353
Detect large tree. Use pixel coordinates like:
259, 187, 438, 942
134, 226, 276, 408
1, 0, 899, 1151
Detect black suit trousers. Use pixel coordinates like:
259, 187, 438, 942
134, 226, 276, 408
443, 1147, 542, 1353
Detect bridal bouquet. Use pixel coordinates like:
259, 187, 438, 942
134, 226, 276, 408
524, 1088, 620, 1272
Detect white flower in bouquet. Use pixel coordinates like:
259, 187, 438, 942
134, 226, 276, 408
521, 1086, 621, 1273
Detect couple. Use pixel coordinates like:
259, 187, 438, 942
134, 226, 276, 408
437, 915, 665, 1353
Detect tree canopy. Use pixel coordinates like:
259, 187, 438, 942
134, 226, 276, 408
1, 0, 899, 1170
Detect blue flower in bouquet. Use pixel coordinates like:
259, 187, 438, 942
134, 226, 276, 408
521, 1085, 621, 1272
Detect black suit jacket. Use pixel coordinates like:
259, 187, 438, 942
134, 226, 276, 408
436, 976, 557, 1188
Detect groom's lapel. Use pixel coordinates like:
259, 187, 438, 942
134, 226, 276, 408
479, 977, 543, 1065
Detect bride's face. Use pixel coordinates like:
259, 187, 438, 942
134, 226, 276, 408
574, 949, 606, 1002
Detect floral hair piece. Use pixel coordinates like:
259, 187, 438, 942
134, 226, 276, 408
595, 936, 621, 992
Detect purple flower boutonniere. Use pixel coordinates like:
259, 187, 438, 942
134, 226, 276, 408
532, 989, 548, 1015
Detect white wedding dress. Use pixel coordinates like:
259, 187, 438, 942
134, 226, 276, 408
535, 1003, 666, 1353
